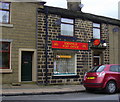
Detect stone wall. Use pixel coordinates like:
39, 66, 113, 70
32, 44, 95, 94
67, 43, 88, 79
37, 9, 111, 85
1, 2, 39, 84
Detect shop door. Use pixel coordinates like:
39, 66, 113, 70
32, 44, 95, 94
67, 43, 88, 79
93, 56, 100, 66
21, 51, 33, 81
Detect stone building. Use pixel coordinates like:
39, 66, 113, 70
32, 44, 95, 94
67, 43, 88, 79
0, 2, 41, 84
1, 1, 120, 85
37, 2, 120, 85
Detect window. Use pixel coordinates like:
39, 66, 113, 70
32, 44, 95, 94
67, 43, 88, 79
109, 65, 119, 72
61, 18, 74, 36
0, 42, 10, 69
118, 66, 120, 72
89, 65, 105, 72
0, 2, 10, 24
54, 54, 76, 75
93, 23, 100, 39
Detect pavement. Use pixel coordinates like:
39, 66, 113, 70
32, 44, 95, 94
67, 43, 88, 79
1, 83, 85, 96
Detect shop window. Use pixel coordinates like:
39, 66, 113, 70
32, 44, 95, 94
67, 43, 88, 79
61, 18, 74, 36
54, 54, 76, 75
0, 42, 10, 69
93, 23, 100, 39
0, 2, 10, 24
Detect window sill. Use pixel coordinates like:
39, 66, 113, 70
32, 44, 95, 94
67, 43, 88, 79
53, 73, 77, 76
52, 74, 79, 79
0, 69, 12, 74
0, 24, 14, 28
57, 35, 77, 41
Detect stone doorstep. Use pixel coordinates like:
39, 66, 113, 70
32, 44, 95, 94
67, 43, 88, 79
11, 83, 21, 86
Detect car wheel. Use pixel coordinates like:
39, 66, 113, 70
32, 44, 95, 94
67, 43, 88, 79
105, 81, 117, 94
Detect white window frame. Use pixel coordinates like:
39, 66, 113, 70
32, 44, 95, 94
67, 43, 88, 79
61, 18, 74, 36
93, 23, 101, 39
53, 54, 77, 76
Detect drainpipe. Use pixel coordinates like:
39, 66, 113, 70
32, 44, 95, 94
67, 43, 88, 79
45, 6, 48, 86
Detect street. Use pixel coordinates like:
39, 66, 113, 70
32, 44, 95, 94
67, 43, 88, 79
2, 91, 120, 102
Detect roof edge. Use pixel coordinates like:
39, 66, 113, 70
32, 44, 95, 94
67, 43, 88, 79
38, 6, 120, 26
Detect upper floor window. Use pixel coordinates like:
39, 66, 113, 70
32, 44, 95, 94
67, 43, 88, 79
0, 42, 10, 69
0, 2, 10, 24
61, 18, 74, 36
93, 23, 100, 39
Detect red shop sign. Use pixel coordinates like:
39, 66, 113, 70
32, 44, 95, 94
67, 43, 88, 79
52, 40, 88, 50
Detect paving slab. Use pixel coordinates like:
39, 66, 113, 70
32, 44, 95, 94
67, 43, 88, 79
1, 84, 85, 96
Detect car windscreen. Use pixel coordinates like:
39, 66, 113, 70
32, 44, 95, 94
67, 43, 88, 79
88, 65, 106, 72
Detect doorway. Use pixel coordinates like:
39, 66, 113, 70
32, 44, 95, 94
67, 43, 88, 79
21, 51, 33, 81
93, 56, 100, 66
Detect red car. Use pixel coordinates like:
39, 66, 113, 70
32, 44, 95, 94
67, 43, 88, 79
83, 64, 120, 94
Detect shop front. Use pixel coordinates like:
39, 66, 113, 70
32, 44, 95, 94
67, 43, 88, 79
37, 38, 90, 85
53, 51, 77, 76
52, 40, 88, 76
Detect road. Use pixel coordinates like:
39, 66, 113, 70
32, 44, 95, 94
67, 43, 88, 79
2, 91, 120, 102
